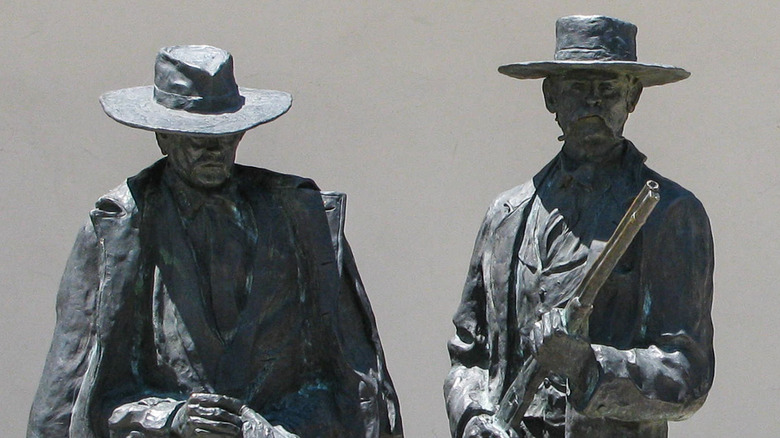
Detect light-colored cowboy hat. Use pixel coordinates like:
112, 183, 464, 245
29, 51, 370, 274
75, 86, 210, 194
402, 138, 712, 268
498, 15, 690, 87
100, 45, 292, 135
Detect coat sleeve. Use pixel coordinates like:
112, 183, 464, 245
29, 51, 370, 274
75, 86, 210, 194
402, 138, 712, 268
444, 205, 499, 438
28, 220, 101, 438
322, 191, 403, 437
581, 195, 715, 422
339, 240, 404, 437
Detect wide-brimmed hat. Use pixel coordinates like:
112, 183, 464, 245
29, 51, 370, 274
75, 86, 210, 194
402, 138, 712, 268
100, 45, 292, 135
499, 15, 689, 87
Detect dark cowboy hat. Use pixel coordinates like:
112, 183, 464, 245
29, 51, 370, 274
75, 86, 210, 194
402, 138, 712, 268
100, 45, 292, 135
499, 15, 690, 87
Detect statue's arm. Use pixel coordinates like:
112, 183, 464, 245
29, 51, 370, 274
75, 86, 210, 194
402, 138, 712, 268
317, 189, 404, 438
582, 196, 715, 422
444, 209, 497, 438
28, 221, 101, 438
338, 238, 404, 437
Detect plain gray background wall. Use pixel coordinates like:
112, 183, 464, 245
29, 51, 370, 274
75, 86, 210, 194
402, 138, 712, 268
2, 1, 778, 436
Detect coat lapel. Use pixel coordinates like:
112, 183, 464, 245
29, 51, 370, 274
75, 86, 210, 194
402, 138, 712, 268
72, 183, 145, 438
149, 183, 225, 383
483, 185, 535, 404
213, 183, 281, 397
486, 158, 556, 330
483, 159, 556, 404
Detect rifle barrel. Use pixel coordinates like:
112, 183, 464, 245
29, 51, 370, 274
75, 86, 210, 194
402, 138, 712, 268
574, 180, 660, 312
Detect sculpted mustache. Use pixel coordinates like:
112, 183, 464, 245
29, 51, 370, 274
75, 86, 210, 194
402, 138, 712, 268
557, 115, 616, 142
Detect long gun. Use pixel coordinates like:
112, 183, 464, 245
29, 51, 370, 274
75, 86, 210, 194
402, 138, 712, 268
494, 180, 661, 431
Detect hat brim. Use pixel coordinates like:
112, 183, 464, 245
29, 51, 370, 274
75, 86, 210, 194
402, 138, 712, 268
99, 86, 292, 135
498, 61, 690, 87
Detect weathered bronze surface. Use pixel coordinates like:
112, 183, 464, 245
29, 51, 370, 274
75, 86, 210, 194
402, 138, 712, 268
495, 180, 661, 430
28, 45, 403, 438
444, 16, 714, 438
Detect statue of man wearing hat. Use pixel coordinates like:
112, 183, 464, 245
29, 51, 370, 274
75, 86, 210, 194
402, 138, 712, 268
444, 16, 714, 438
28, 45, 402, 438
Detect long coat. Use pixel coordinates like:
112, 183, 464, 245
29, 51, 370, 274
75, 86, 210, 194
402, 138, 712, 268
28, 160, 402, 438
444, 143, 714, 438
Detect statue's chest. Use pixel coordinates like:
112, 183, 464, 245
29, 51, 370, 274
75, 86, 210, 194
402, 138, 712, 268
513, 191, 642, 347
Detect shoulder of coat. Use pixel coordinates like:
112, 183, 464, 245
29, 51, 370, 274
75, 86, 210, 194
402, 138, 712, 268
94, 181, 136, 216
489, 179, 536, 217
641, 166, 706, 216
233, 164, 320, 191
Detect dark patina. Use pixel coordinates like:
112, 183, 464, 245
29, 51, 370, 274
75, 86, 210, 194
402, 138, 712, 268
445, 16, 714, 438
29, 45, 403, 438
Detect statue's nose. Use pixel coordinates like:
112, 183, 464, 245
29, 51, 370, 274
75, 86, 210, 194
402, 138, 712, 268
585, 91, 601, 107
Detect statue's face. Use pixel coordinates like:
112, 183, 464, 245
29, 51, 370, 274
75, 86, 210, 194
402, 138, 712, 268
156, 132, 244, 188
544, 71, 642, 148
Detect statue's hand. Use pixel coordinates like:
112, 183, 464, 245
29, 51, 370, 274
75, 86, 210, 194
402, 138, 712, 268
529, 307, 596, 385
462, 414, 519, 438
172, 393, 244, 437
240, 406, 299, 438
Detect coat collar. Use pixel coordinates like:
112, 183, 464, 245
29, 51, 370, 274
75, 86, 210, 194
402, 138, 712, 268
557, 140, 647, 191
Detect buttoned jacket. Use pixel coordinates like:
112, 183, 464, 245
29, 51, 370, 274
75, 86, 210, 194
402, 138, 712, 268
444, 143, 714, 438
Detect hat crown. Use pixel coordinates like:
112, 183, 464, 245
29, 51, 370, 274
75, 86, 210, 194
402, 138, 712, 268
153, 45, 244, 114
497, 15, 689, 87
554, 15, 637, 62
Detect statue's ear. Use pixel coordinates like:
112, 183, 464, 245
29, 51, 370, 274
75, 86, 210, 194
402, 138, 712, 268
626, 79, 643, 113
542, 78, 557, 114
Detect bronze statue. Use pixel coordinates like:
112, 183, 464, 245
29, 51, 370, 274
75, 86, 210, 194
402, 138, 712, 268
444, 16, 714, 438
29, 45, 402, 438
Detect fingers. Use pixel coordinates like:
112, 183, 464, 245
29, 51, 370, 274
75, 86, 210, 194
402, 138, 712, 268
189, 392, 245, 414
530, 309, 564, 354
187, 404, 243, 427
550, 308, 563, 334
180, 393, 245, 436
188, 417, 242, 436
463, 414, 511, 438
